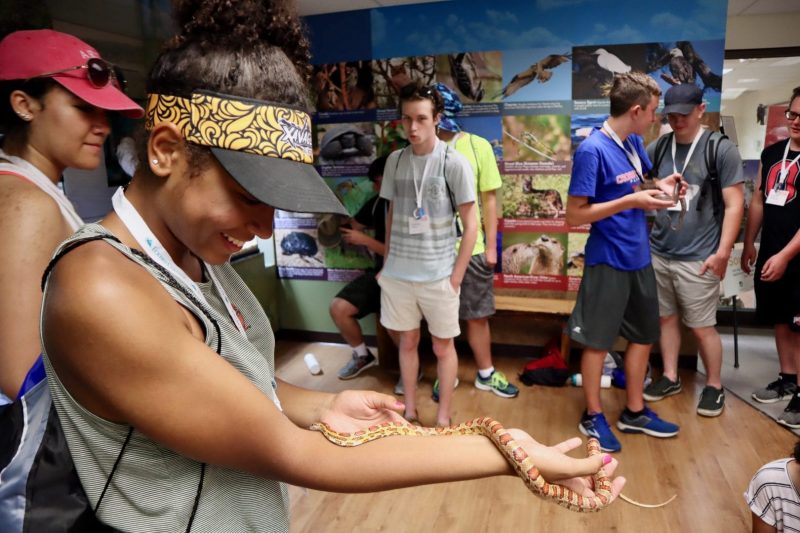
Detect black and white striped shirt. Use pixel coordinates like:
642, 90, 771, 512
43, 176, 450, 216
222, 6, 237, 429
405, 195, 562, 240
745, 458, 800, 533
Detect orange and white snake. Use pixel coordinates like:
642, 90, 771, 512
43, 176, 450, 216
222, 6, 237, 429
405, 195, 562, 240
311, 417, 674, 512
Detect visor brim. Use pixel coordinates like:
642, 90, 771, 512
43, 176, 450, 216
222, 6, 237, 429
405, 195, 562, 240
211, 147, 348, 216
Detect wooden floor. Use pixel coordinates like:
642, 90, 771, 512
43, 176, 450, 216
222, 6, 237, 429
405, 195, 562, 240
275, 341, 796, 533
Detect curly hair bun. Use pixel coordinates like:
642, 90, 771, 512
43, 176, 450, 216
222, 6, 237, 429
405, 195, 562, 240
169, 0, 310, 80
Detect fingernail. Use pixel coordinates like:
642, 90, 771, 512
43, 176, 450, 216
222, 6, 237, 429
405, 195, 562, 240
602, 454, 612, 465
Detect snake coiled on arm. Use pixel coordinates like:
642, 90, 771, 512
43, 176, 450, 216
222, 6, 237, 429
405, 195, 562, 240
310, 416, 614, 512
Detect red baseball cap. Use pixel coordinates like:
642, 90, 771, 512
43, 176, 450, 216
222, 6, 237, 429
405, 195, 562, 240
0, 29, 143, 118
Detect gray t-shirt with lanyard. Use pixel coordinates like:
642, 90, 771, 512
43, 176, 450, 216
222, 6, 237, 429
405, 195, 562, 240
379, 140, 475, 282
647, 130, 743, 261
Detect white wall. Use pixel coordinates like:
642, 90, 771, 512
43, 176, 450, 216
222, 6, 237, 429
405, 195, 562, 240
723, 81, 796, 160
726, 12, 800, 50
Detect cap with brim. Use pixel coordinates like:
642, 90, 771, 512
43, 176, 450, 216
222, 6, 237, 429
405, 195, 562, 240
662, 83, 703, 115
53, 74, 143, 118
145, 90, 347, 216
0, 29, 143, 119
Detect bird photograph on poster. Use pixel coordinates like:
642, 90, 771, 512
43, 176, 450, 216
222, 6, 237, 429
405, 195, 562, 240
499, 47, 572, 102
435, 51, 502, 103
572, 43, 650, 100
572, 41, 724, 102
502, 114, 571, 163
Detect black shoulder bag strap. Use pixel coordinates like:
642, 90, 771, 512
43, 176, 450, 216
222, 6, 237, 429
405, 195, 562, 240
42, 234, 216, 533
650, 132, 673, 180
701, 131, 728, 224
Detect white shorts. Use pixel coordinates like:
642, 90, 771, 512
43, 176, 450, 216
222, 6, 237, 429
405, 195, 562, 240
378, 275, 461, 339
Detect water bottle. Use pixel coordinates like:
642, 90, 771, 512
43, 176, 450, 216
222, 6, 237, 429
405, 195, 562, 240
304, 352, 322, 375
569, 373, 611, 388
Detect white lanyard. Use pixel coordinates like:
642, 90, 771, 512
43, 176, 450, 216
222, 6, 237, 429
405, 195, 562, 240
778, 139, 800, 188
671, 128, 704, 176
602, 121, 642, 179
111, 187, 247, 337
411, 139, 440, 216
0, 149, 83, 231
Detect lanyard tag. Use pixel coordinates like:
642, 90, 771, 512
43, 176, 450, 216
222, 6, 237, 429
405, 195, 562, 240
767, 189, 789, 206
408, 215, 431, 234
413, 207, 426, 220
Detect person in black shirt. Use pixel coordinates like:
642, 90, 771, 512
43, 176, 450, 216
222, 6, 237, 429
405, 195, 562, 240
742, 86, 800, 427
332, 156, 390, 379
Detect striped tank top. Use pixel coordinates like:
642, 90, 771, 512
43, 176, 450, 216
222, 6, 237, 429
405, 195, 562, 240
41, 224, 290, 532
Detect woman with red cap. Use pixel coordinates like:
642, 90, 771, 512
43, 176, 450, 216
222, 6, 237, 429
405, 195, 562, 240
0, 29, 143, 401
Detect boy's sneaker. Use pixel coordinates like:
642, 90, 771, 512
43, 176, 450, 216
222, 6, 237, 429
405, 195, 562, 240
643, 375, 682, 401
752, 378, 798, 404
431, 377, 460, 402
578, 411, 621, 453
697, 386, 725, 417
474, 371, 519, 398
778, 394, 800, 429
337, 350, 377, 380
393, 371, 423, 396
617, 407, 679, 438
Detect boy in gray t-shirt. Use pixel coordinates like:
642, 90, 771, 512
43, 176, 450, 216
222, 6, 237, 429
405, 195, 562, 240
643, 84, 744, 418
378, 81, 476, 427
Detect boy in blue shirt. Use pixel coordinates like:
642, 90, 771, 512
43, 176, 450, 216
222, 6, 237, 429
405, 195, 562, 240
566, 72, 684, 452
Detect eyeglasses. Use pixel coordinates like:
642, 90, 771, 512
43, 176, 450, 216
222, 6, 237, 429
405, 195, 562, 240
786, 110, 800, 121
32, 58, 127, 92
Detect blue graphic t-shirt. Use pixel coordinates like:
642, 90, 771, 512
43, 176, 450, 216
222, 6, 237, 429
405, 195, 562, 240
568, 128, 652, 271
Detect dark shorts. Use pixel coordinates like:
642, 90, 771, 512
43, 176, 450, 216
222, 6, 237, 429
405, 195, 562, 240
568, 263, 660, 351
754, 259, 800, 331
335, 271, 381, 319
459, 253, 496, 320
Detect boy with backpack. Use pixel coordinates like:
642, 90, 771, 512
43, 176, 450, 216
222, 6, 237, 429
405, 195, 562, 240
643, 84, 744, 417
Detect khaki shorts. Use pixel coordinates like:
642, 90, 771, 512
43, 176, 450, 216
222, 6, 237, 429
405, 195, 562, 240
378, 275, 461, 339
652, 254, 720, 328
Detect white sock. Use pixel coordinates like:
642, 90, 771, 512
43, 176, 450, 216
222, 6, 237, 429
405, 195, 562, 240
478, 367, 494, 379
353, 343, 368, 357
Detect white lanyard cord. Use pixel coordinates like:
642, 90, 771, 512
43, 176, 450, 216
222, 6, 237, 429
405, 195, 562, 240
411, 139, 440, 211
779, 139, 800, 188
0, 149, 83, 231
111, 187, 247, 336
602, 121, 642, 179
671, 128, 705, 176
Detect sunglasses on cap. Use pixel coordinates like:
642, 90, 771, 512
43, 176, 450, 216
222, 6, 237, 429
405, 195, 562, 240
786, 110, 800, 121
399, 83, 435, 98
31, 58, 127, 92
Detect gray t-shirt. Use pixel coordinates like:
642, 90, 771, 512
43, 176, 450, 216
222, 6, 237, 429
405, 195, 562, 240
379, 140, 475, 282
647, 130, 743, 261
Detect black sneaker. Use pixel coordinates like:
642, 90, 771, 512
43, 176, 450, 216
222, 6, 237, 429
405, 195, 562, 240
697, 386, 725, 417
752, 377, 797, 404
779, 394, 800, 429
643, 375, 682, 402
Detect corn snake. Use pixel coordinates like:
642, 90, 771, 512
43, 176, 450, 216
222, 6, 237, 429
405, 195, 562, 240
311, 416, 617, 512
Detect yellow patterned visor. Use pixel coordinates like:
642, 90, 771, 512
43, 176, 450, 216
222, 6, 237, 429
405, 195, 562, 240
145, 91, 347, 215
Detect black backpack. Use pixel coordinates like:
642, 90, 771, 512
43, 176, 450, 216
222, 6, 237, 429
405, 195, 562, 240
651, 130, 728, 225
